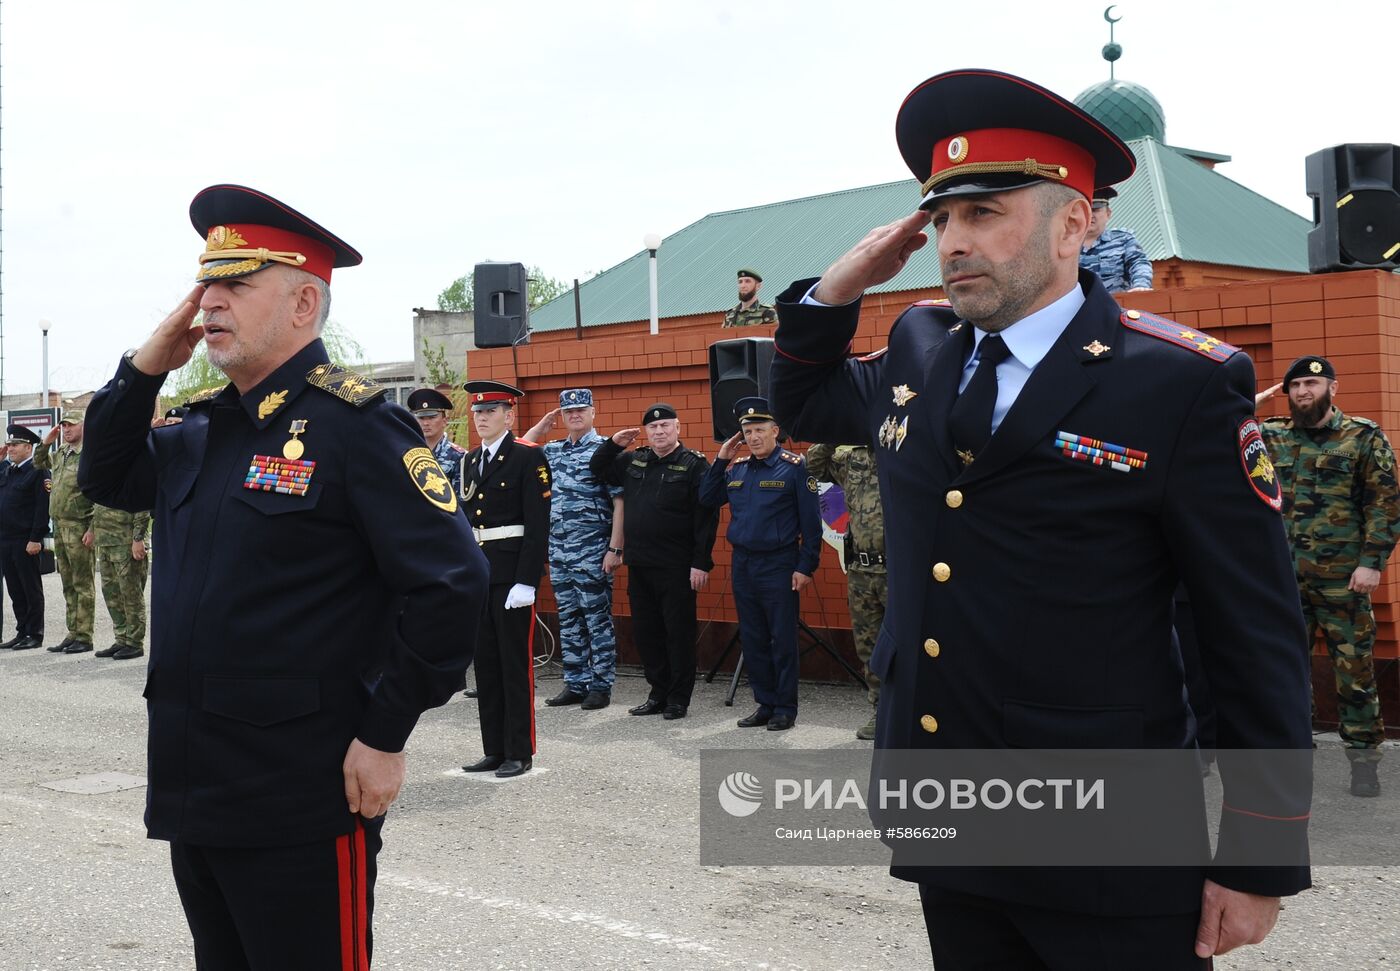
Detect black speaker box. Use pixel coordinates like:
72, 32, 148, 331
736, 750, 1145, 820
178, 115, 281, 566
473, 262, 530, 348
1306, 144, 1400, 273
708, 337, 775, 442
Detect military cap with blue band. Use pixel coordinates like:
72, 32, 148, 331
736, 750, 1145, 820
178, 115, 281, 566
190, 184, 362, 284
642, 403, 677, 424
1284, 356, 1336, 385
734, 396, 776, 424
559, 388, 594, 408
896, 69, 1136, 209
406, 388, 455, 414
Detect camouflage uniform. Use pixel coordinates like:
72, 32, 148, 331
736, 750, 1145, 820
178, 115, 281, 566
806, 444, 885, 713
1263, 408, 1400, 763
432, 434, 469, 502
93, 503, 151, 649
1079, 227, 1153, 293
35, 438, 95, 643
722, 302, 779, 328
542, 428, 622, 696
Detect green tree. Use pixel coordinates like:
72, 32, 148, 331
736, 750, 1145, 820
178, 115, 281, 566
421, 336, 464, 387
162, 317, 367, 410
436, 265, 569, 312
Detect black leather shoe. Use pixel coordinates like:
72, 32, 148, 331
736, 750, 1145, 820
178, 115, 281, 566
737, 708, 772, 728
95, 644, 123, 658
495, 758, 532, 778
1351, 761, 1381, 797
580, 691, 611, 710
48, 637, 76, 653
11, 636, 43, 651
663, 705, 688, 720
63, 640, 94, 654
544, 688, 586, 707
766, 715, 795, 732
462, 755, 504, 772
0, 635, 24, 650
462, 687, 478, 698
628, 699, 666, 716
111, 645, 145, 660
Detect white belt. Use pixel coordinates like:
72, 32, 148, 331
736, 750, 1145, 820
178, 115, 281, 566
473, 525, 526, 543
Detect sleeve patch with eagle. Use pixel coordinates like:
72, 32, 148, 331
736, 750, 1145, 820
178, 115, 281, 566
403, 447, 458, 513
1238, 418, 1282, 511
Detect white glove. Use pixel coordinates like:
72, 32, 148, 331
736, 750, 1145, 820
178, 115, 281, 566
504, 583, 536, 610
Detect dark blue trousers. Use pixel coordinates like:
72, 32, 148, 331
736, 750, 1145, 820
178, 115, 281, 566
732, 546, 800, 718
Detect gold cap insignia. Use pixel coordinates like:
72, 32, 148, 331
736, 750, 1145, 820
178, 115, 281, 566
947, 136, 969, 163
1310, 361, 1323, 374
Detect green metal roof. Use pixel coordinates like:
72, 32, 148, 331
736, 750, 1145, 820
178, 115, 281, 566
1074, 79, 1167, 143
529, 138, 1309, 332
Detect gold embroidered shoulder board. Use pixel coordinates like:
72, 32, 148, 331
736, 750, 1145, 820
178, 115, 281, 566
305, 363, 386, 407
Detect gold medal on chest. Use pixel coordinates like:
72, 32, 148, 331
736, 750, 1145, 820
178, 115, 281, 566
283, 419, 309, 460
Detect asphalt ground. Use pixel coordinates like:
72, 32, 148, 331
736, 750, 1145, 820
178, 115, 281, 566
1, 572, 1397, 970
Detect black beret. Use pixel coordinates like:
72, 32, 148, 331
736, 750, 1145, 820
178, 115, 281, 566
1283, 356, 1335, 385
642, 403, 677, 424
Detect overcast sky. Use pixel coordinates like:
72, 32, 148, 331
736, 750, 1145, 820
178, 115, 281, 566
1, 0, 1392, 396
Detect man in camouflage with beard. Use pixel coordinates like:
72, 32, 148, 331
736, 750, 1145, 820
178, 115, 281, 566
1259, 355, 1400, 797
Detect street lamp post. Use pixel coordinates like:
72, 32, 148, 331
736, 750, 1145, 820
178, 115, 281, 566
39, 319, 50, 410
643, 233, 662, 336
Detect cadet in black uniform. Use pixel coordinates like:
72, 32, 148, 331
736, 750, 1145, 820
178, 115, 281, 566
459, 380, 552, 778
78, 184, 488, 971
0, 425, 51, 651
590, 404, 719, 718
769, 71, 1312, 968
699, 398, 822, 730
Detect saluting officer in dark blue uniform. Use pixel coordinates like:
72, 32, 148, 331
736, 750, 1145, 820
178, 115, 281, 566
769, 71, 1312, 968
459, 380, 553, 779
700, 397, 821, 730
78, 184, 488, 971
0, 424, 51, 651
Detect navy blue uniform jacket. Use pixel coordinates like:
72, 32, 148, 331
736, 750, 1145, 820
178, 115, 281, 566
769, 271, 1312, 915
699, 448, 823, 575
79, 341, 488, 847
0, 460, 51, 542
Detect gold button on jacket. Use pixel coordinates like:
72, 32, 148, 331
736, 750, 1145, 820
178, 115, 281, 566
920, 714, 939, 734
931, 562, 951, 582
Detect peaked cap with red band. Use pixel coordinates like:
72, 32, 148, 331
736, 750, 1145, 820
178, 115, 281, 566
895, 69, 1136, 209
463, 380, 523, 411
189, 184, 363, 284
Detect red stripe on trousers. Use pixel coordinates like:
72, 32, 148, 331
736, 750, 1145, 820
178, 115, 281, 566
337, 820, 369, 971
527, 603, 538, 753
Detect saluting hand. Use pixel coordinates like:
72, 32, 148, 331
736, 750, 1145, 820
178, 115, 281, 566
343, 738, 406, 820
131, 285, 207, 376
1254, 382, 1283, 410
611, 427, 641, 448
43, 426, 60, 446
813, 210, 931, 306
716, 432, 744, 461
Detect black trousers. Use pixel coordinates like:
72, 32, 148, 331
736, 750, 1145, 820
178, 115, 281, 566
920, 884, 1211, 971
1, 539, 43, 637
170, 818, 382, 971
627, 565, 697, 708
475, 582, 537, 760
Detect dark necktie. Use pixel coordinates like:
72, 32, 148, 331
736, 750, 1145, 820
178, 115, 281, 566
949, 334, 1012, 464
478, 449, 489, 478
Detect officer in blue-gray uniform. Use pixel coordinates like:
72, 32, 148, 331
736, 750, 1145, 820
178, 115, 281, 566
408, 387, 468, 501
521, 388, 624, 709
77, 183, 488, 971
0, 424, 51, 651
700, 397, 821, 731
768, 70, 1311, 968
1079, 186, 1153, 293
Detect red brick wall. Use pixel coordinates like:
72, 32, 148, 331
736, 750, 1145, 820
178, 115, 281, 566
467, 271, 1400, 707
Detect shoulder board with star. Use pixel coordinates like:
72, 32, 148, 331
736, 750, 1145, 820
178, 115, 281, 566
780, 451, 803, 464
445, 440, 467, 454
305, 363, 386, 407
732, 455, 750, 463
1119, 310, 1238, 362
183, 385, 227, 407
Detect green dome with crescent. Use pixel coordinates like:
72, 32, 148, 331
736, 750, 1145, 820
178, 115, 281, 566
1074, 79, 1166, 143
